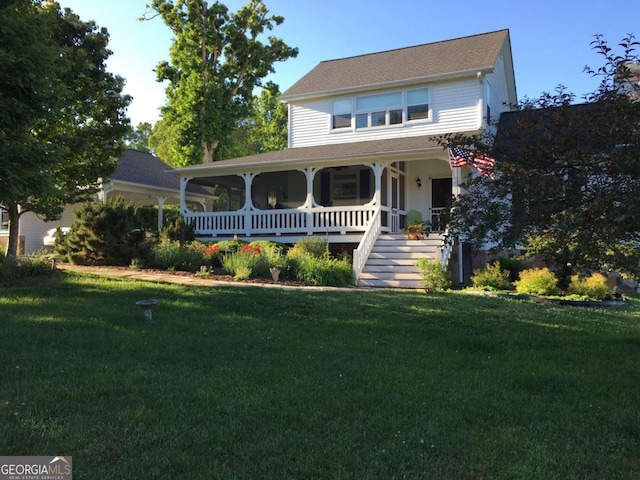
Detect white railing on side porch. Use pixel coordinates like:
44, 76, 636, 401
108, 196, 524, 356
352, 207, 382, 280
184, 205, 376, 237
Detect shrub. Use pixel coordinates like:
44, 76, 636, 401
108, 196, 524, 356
197, 240, 248, 267
203, 243, 222, 267
293, 255, 354, 287
289, 237, 329, 259
214, 240, 246, 253
222, 248, 270, 278
514, 268, 559, 296
471, 261, 512, 290
568, 273, 613, 300
234, 266, 252, 281
160, 216, 195, 244
0, 251, 54, 283
497, 257, 528, 282
56, 198, 148, 266
284, 237, 353, 287
150, 240, 204, 272
250, 241, 286, 269
417, 258, 451, 292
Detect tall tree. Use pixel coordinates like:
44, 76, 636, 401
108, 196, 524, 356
150, 84, 289, 165
146, 0, 297, 166
443, 35, 640, 286
124, 122, 153, 152
246, 84, 288, 154
0, 0, 131, 258
148, 118, 180, 165
216, 84, 289, 159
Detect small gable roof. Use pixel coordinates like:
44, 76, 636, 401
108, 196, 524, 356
109, 149, 211, 196
281, 29, 511, 101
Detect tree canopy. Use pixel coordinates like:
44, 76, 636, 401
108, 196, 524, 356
145, 0, 298, 166
0, 0, 131, 258
124, 122, 153, 152
444, 34, 640, 286
149, 84, 289, 166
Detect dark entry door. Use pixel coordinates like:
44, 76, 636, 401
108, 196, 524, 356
431, 177, 452, 231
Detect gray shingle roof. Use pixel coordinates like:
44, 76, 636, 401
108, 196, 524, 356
110, 149, 211, 195
171, 133, 481, 176
281, 30, 510, 100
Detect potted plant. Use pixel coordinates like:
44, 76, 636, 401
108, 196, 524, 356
404, 222, 430, 240
404, 210, 430, 240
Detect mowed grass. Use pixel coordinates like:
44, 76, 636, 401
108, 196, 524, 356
1, 272, 639, 479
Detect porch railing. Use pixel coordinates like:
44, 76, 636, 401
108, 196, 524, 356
439, 228, 454, 267
430, 207, 446, 233
353, 207, 382, 280
184, 205, 377, 237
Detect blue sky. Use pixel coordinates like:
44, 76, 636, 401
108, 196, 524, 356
58, 0, 639, 127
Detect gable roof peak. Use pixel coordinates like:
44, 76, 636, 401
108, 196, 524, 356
320, 29, 510, 65
281, 29, 511, 101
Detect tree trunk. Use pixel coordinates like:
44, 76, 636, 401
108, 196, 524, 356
202, 140, 218, 163
5, 203, 21, 261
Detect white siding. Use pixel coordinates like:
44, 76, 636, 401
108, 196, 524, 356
288, 79, 483, 148
289, 101, 331, 147
484, 49, 513, 122
405, 158, 456, 215
18, 205, 77, 253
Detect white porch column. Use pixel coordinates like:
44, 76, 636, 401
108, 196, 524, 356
299, 167, 320, 235
156, 196, 167, 231
98, 181, 112, 203
362, 162, 387, 207
241, 173, 256, 236
300, 167, 320, 208
452, 164, 462, 197
179, 177, 192, 213
241, 173, 256, 210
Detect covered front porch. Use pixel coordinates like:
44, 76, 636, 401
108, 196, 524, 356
175, 152, 463, 243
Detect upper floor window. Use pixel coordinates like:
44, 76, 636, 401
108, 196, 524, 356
355, 91, 403, 128
406, 88, 429, 121
332, 87, 430, 131
332, 99, 352, 129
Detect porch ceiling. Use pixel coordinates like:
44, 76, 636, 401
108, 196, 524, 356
171, 132, 480, 178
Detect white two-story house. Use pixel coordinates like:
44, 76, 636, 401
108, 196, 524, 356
174, 29, 517, 287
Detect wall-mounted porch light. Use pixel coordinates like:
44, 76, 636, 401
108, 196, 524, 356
415, 177, 422, 189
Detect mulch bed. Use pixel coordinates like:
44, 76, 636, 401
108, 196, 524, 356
66, 264, 304, 287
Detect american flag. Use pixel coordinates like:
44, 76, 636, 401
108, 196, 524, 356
449, 146, 495, 179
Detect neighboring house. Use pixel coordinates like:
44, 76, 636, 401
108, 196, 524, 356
172, 30, 517, 286
0, 149, 214, 254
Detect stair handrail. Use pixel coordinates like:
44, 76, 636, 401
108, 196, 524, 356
353, 207, 382, 280
439, 228, 455, 267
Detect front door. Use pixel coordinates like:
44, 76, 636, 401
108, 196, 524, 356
431, 177, 452, 232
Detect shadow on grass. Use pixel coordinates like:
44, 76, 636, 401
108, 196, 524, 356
1, 273, 639, 479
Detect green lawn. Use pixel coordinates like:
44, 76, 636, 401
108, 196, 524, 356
1, 272, 639, 479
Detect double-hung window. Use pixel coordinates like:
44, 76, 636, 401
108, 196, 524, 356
406, 88, 429, 121
332, 99, 352, 129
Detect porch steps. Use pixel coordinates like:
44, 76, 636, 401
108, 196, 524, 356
357, 234, 442, 289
